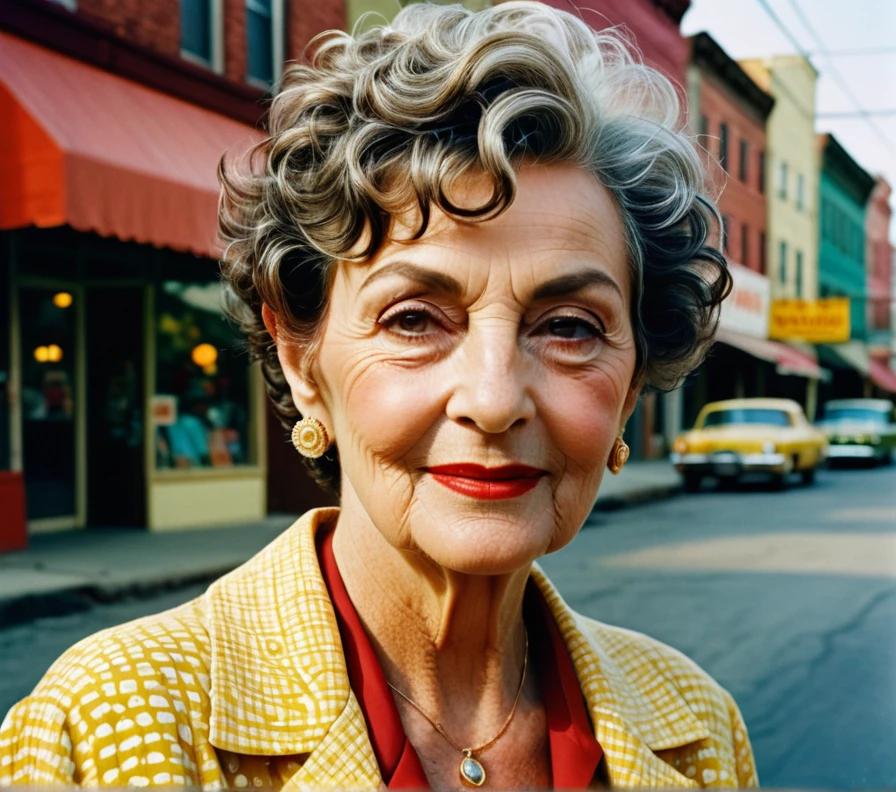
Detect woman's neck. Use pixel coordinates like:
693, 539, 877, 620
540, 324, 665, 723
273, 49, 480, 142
330, 492, 531, 742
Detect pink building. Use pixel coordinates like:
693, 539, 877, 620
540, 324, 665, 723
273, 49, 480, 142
866, 177, 893, 357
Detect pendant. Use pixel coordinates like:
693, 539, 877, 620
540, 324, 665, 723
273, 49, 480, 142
459, 749, 486, 787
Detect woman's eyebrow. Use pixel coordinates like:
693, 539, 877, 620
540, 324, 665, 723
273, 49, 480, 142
360, 261, 464, 296
532, 270, 624, 302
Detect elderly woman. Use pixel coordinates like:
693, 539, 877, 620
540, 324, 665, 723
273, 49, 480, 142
1, 2, 756, 788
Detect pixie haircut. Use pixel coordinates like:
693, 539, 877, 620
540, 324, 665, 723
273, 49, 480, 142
218, 0, 730, 491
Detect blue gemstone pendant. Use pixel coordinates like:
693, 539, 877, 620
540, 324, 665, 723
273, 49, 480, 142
459, 750, 486, 787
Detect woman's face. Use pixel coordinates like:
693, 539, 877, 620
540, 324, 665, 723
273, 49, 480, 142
295, 163, 639, 574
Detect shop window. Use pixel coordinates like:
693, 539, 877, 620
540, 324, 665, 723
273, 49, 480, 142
154, 282, 253, 470
20, 288, 78, 518
181, 0, 222, 71
247, 0, 283, 86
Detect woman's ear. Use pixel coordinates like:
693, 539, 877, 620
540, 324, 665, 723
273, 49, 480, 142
261, 303, 332, 428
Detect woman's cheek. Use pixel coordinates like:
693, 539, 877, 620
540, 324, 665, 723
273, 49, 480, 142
341, 358, 447, 462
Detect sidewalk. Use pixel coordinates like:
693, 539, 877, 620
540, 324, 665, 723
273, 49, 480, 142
0, 460, 680, 625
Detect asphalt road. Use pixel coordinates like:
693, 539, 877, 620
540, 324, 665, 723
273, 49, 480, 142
542, 463, 896, 789
2, 464, 894, 789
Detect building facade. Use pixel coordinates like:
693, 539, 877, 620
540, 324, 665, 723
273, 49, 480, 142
866, 177, 893, 360
0, 0, 343, 543
740, 55, 819, 303
688, 32, 772, 275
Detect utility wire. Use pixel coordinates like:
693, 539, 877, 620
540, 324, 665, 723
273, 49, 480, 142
781, 0, 895, 154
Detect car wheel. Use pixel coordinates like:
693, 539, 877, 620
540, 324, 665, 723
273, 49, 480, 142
682, 473, 702, 492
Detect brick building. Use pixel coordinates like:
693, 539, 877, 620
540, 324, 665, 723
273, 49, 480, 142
0, 0, 343, 546
688, 32, 772, 275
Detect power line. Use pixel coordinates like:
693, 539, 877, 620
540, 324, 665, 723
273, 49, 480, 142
782, 0, 895, 155
817, 109, 896, 119
806, 45, 896, 58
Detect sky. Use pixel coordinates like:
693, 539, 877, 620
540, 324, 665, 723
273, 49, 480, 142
680, 0, 896, 241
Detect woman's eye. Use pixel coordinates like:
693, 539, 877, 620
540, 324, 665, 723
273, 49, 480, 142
380, 306, 441, 337
544, 316, 603, 340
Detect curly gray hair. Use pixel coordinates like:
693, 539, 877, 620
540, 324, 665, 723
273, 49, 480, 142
217, 0, 730, 492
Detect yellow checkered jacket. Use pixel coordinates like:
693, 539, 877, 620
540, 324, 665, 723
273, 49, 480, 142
0, 508, 758, 788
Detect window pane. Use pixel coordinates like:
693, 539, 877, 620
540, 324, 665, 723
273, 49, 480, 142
739, 138, 748, 182
758, 150, 766, 194
741, 222, 749, 267
154, 282, 253, 470
181, 0, 211, 62
20, 289, 78, 518
719, 122, 729, 170
247, 0, 273, 83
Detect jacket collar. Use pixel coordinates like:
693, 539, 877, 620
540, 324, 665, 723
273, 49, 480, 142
205, 508, 706, 786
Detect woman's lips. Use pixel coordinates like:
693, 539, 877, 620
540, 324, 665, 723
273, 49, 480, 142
424, 464, 547, 500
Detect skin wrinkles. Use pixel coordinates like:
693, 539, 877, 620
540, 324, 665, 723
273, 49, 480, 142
264, 163, 640, 789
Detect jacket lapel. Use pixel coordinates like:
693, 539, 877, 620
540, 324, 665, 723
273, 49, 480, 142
531, 567, 707, 787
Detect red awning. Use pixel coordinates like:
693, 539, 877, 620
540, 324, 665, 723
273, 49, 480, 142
869, 358, 896, 394
715, 326, 827, 380
0, 32, 263, 259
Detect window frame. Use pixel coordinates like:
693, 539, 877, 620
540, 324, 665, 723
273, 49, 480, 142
245, 0, 285, 89
180, 0, 224, 74
719, 122, 729, 171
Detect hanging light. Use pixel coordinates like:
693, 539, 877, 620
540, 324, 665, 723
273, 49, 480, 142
47, 344, 64, 363
34, 346, 49, 363
191, 343, 218, 368
53, 292, 73, 309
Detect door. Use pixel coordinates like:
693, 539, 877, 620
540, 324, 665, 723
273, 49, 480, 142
18, 286, 79, 523
86, 287, 145, 526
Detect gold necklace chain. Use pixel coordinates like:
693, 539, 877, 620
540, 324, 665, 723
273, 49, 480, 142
385, 629, 529, 787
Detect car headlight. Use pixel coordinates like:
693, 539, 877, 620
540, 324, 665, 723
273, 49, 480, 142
673, 438, 688, 454
762, 441, 776, 454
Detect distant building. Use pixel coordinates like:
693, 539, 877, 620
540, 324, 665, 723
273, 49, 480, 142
816, 133, 876, 398
688, 32, 773, 275
866, 177, 893, 356
740, 55, 819, 302
0, 0, 342, 542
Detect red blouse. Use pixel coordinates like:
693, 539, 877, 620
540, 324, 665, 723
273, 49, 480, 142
318, 529, 605, 788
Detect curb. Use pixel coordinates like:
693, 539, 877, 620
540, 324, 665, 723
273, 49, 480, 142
1, 482, 683, 625
0, 565, 236, 629
593, 482, 682, 512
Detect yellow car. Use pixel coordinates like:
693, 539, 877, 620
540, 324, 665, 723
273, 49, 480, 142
672, 398, 828, 491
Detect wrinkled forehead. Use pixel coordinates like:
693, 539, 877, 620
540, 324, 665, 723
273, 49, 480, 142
338, 162, 632, 300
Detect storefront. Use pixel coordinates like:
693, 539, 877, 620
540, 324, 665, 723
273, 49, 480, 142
668, 263, 827, 438
1, 32, 266, 535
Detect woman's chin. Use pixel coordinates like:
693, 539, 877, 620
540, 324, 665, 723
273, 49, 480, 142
407, 504, 557, 577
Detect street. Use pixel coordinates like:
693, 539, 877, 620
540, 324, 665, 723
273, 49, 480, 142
2, 464, 894, 789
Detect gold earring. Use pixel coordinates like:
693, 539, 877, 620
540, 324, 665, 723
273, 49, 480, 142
608, 435, 630, 475
291, 417, 329, 459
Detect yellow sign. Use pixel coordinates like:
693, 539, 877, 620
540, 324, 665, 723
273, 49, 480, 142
769, 298, 850, 343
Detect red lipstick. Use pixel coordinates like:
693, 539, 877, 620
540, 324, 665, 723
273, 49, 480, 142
424, 463, 547, 500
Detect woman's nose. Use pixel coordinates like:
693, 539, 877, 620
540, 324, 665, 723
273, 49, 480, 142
444, 323, 536, 434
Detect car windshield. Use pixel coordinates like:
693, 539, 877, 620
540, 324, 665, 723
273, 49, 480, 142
821, 408, 887, 425
701, 408, 792, 428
